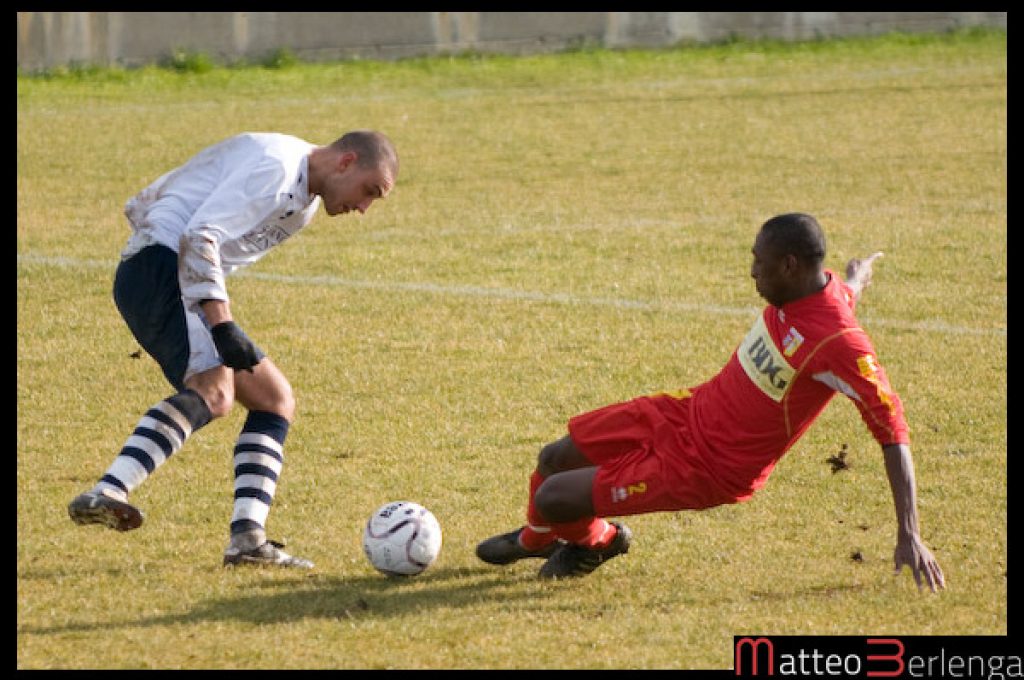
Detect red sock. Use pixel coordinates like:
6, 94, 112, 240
550, 517, 616, 549
519, 471, 557, 551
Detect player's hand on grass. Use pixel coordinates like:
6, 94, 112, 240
844, 251, 884, 303
894, 533, 945, 593
211, 321, 262, 372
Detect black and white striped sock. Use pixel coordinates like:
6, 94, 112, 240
95, 390, 212, 500
230, 410, 289, 539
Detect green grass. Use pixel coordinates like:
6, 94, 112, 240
17, 28, 1006, 669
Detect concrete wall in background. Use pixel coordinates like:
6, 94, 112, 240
17, 12, 1007, 72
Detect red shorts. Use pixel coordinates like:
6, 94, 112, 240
568, 393, 741, 518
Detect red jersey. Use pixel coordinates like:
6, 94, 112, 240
687, 270, 909, 500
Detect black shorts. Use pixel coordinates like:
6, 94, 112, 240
113, 245, 266, 390
113, 245, 192, 390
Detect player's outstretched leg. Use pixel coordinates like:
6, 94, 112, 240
478, 468, 563, 565
538, 521, 632, 579
476, 526, 564, 565
68, 390, 212, 533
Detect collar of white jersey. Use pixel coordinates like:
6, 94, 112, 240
295, 153, 314, 206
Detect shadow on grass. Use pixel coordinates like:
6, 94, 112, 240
20, 562, 873, 638
18, 564, 552, 636
745, 582, 867, 602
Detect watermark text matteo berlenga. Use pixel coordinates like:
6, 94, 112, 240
734, 636, 1018, 678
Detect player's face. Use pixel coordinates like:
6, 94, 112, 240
322, 154, 394, 217
750, 233, 791, 307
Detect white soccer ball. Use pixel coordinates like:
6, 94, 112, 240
362, 500, 443, 576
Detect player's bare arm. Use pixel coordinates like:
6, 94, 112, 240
199, 298, 232, 325
845, 251, 884, 303
882, 443, 946, 592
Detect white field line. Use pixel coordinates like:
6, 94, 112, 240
18, 64, 1001, 118
18, 252, 1006, 338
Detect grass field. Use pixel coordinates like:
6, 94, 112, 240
17, 29, 1006, 669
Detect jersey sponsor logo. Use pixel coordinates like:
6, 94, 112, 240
239, 223, 292, 252
782, 326, 805, 357
611, 481, 647, 503
738, 315, 796, 402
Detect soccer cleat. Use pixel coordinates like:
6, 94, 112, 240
223, 539, 314, 569
537, 521, 632, 579
476, 527, 563, 565
68, 489, 144, 532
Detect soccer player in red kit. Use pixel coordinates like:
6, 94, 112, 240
477, 213, 945, 591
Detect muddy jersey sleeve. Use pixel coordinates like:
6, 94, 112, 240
177, 159, 285, 312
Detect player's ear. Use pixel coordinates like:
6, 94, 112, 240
337, 150, 358, 172
782, 253, 799, 274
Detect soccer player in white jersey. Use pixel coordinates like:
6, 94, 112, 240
68, 130, 398, 568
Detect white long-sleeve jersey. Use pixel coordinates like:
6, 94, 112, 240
122, 132, 321, 312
